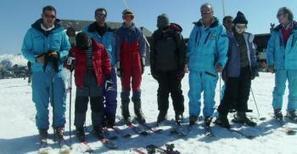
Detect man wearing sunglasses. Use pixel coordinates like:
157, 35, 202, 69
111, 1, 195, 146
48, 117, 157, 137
267, 7, 297, 122
21, 5, 70, 146
216, 11, 258, 128
188, 3, 228, 127
83, 8, 118, 129
116, 9, 147, 125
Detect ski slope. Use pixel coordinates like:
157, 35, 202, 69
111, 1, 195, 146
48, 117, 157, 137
0, 69, 296, 154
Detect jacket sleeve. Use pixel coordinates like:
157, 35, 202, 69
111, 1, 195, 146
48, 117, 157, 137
176, 33, 187, 70
58, 31, 71, 61
138, 30, 147, 58
187, 26, 197, 59
150, 33, 156, 73
102, 48, 112, 78
249, 34, 258, 67
115, 30, 121, 63
111, 32, 117, 65
266, 32, 276, 66
21, 29, 36, 63
215, 26, 229, 68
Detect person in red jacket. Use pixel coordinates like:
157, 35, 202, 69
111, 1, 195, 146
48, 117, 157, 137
116, 9, 147, 124
67, 32, 112, 142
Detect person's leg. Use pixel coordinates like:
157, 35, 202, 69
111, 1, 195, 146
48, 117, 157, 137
51, 72, 67, 129
272, 70, 287, 110
131, 56, 145, 123
188, 71, 202, 124
217, 77, 239, 116
32, 72, 50, 131
169, 71, 184, 119
90, 96, 105, 139
157, 72, 170, 122
74, 96, 89, 128
202, 72, 218, 118
120, 65, 132, 123
287, 70, 297, 120
237, 67, 252, 113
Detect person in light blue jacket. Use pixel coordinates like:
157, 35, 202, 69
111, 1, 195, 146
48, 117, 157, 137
21, 6, 70, 143
266, 7, 297, 122
83, 8, 118, 128
188, 3, 228, 126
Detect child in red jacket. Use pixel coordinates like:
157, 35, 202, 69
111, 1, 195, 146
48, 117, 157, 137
67, 32, 112, 142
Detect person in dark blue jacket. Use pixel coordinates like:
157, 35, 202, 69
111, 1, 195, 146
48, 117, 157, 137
266, 7, 297, 122
216, 11, 258, 128
21, 5, 70, 143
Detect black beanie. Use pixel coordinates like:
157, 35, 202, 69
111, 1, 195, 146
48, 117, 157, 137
233, 11, 248, 24
157, 13, 170, 29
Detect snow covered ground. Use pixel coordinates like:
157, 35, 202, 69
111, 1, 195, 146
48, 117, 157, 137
0, 69, 296, 154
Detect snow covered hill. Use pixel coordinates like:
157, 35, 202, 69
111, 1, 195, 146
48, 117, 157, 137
0, 69, 296, 154
0, 54, 27, 67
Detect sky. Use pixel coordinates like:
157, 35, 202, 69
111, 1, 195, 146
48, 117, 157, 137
0, 0, 297, 54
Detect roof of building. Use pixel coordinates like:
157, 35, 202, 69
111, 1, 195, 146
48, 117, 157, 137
60, 19, 152, 37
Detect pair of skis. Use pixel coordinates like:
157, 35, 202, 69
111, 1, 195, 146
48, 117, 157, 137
38, 138, 71, 154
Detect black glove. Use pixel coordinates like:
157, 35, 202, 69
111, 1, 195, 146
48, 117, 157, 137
46, 51, 60, 72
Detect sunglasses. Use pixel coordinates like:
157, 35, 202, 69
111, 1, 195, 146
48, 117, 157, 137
44, 14, 56, 19
96, 13, 106, 17
201, 12, 212, 15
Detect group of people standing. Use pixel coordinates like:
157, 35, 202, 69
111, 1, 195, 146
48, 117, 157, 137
21, 3, 297, 145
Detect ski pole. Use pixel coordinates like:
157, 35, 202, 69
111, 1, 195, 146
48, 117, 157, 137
68, 69, 73, 147
250, 87, 266, 121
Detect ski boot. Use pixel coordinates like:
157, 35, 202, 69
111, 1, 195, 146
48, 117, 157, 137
76, 127, 86, 142
157, 110, 167, 125
189, 115, 198, 126
232, 112, 257, 127
214, 113, 230, 129
134, 100, 146, 124
274, 109, 284, 121
287, 110, 297, 122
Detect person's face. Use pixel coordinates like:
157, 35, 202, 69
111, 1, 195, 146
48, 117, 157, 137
123, 14, 134, 24
42, 10, 56, 28
200, 6, 213, 22
95, 10, 107, 25
235, 24, 247, 34
224, 18, 233, 31
277, 11, 289, 25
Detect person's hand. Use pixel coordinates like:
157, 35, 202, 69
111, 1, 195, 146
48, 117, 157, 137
36, 55, 45, 64
48, 51, 59, 59
267, 65, 275, 73
66, 57, 76, 71
215, 64, 223, 73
